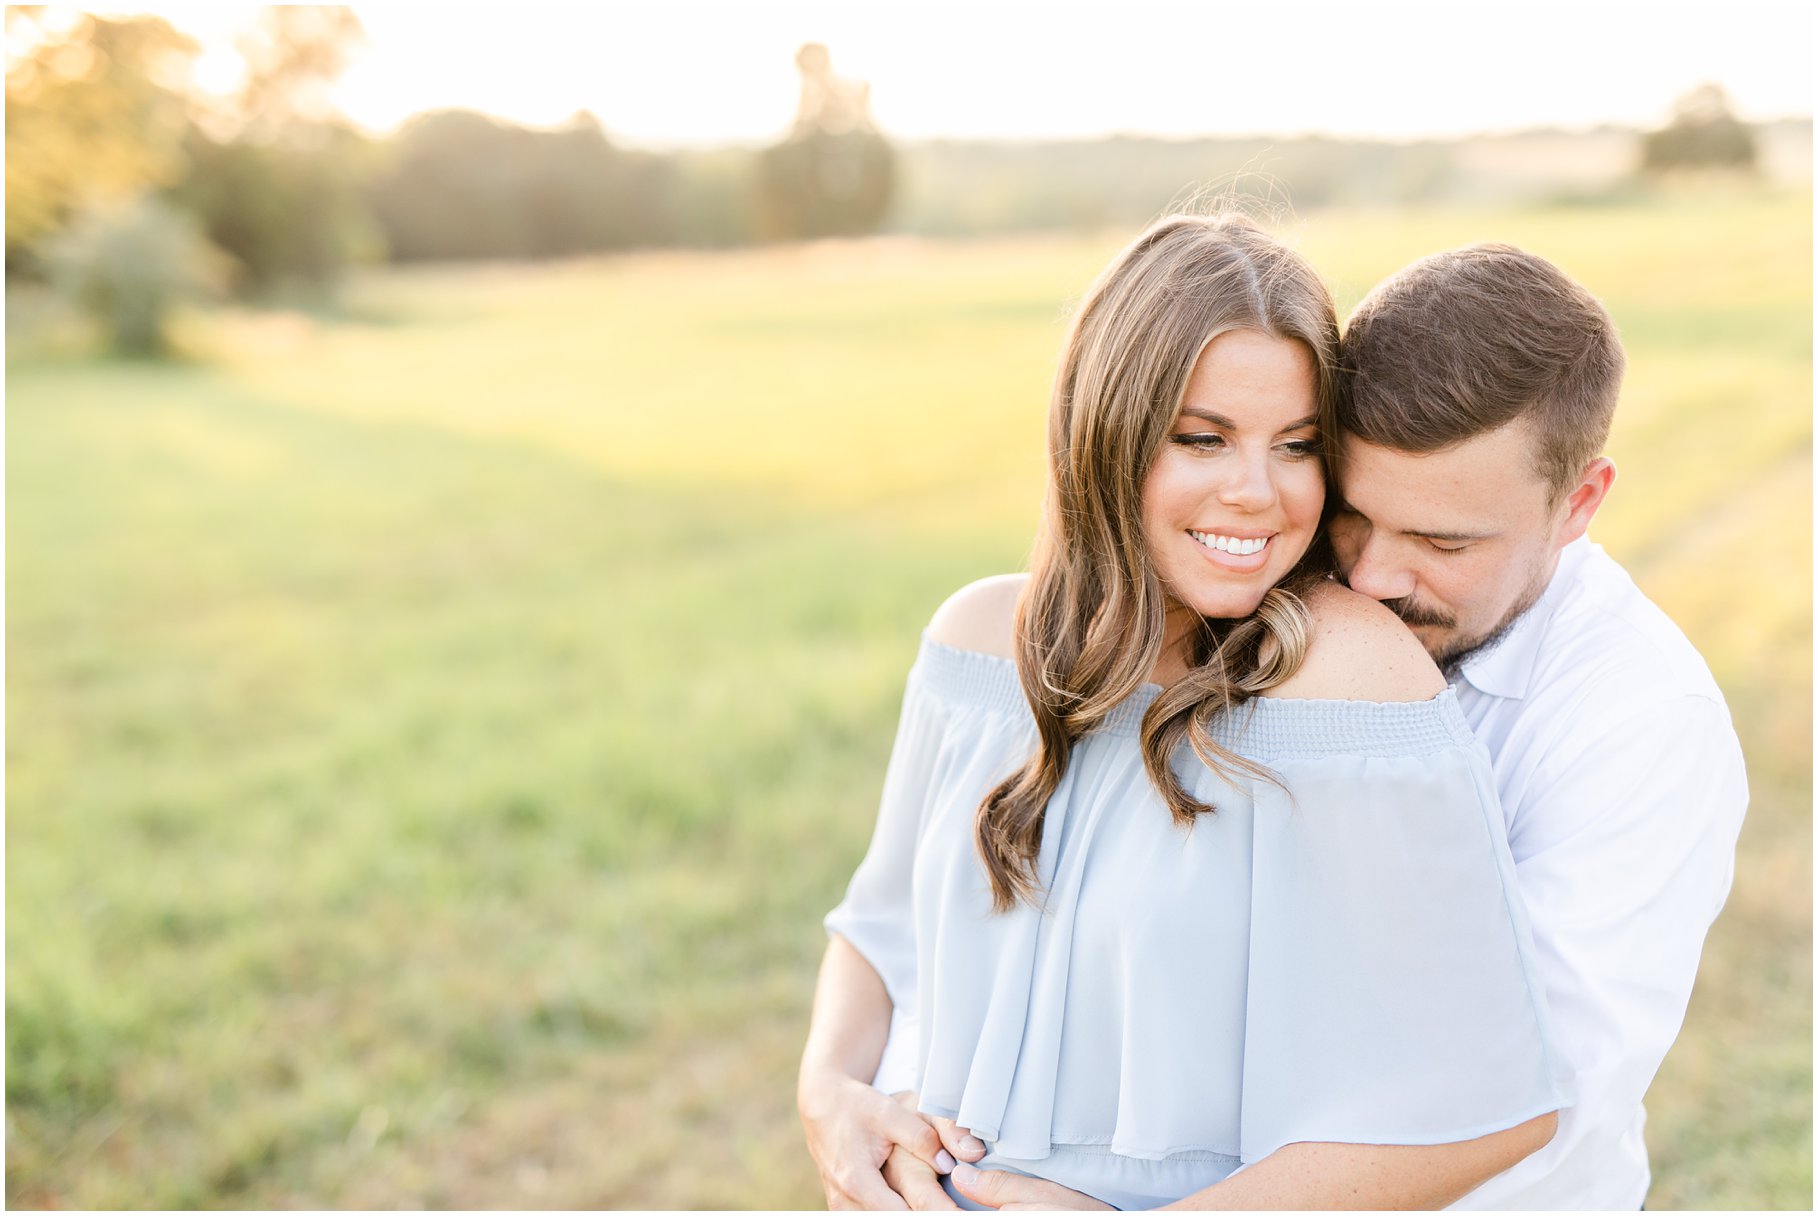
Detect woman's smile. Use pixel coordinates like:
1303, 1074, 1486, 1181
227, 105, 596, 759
1187, 529, 1274, 565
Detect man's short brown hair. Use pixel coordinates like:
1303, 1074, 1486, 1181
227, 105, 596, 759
1337, 243, 1625, 499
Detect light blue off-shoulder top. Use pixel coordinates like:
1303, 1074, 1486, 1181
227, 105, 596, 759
825, 637, 1574, 1211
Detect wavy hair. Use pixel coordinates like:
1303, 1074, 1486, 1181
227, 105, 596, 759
977, 213, 1340, 912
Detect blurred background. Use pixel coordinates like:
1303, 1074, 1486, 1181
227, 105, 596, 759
4, 2, 1810, 1208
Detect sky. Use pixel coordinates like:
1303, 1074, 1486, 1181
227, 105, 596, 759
109, 2, 1818, 148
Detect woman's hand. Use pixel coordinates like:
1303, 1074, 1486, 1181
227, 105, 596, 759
882, 1144, 959, 1211
948, 1162, 1116, 1211
877, 1091, 993, 1210
798, 1069, 986, 1209
798, 1065, 928, 1209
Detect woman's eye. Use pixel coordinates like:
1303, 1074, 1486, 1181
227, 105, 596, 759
1170, 432, 1225, 451
1279, 439, 1322, 459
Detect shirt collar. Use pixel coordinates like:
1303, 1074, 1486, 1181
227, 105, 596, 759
1454, 536, 1593, 700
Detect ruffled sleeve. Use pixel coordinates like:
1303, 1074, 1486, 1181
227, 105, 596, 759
1236, 706, 1575, 1161
823, 653, 951, 1044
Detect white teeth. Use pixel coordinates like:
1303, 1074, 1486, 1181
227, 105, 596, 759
1189, 531, 1269, 556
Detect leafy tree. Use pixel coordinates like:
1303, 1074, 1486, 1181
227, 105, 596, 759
175, 6, 381, 297
755, 44, 895, 240
176, 123, 382, 296
227, 4, 363, 136
4, 11, 199, 269
665, 148, 764, 247
367, 110, 672, 262
1641, 84, 1759, 174
517, 113, 673, 255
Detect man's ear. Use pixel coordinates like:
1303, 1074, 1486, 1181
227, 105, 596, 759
1554, 457, 1616, 549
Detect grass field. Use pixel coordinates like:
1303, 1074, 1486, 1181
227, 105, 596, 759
6, 188, 1811, 1209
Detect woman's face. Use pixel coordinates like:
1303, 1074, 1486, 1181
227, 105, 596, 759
1141, 329, 1324, 629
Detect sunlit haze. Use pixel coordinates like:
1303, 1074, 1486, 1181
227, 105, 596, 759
84, 2, 1818, 146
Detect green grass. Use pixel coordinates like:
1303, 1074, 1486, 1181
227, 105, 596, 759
7, 188, 1810, 1209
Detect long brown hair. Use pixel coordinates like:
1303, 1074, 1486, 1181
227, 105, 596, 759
977, 213, 1340, 912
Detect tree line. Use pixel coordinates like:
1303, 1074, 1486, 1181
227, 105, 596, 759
5, 9, 1780, 357
5, 11, 895, 350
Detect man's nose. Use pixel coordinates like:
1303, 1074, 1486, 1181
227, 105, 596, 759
1342, 535, 1417, 602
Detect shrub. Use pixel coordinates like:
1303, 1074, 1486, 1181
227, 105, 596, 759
46, 194, 228, 356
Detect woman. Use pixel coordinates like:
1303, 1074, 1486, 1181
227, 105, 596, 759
798, 215, 1570, 1211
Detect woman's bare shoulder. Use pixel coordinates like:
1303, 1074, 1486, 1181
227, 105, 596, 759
1261, 579, 1446, 703
925, 573, 1027, 660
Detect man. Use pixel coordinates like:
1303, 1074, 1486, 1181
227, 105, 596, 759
800, 243, 1748, 1210
1324, 242, 1748, 1208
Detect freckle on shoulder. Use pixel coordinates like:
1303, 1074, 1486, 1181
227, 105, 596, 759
925, 573, 1027, 660
1262, 579, 1446, 703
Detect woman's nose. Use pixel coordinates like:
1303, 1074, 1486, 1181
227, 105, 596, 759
1217, 453, 1277, 510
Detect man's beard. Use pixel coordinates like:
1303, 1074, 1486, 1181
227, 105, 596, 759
1383, 577, 1548, 675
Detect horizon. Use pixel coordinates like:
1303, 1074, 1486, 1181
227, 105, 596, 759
69, 2, 1818, 151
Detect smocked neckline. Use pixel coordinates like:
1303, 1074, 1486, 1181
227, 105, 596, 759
914, 633, 1475, 758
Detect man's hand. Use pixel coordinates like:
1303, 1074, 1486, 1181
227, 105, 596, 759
948, 1162, 1115, 1211
798, 1068, 984, 1210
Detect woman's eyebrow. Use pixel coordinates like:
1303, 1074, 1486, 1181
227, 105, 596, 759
1177, 408, 1234, 426
1177, 409, 1320, 432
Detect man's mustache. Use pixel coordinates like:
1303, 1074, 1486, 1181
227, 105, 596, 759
1382, 596, 1456, 630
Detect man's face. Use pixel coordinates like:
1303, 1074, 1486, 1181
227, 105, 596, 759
1330, 424, 1571, 671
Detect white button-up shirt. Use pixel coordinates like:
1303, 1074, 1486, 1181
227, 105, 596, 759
1448, 537, 1749, 1210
